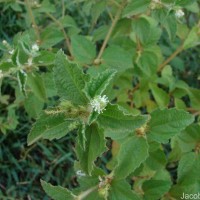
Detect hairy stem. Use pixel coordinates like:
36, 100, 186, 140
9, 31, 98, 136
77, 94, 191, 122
94, 0, 127, 63
25, 0, 40, 42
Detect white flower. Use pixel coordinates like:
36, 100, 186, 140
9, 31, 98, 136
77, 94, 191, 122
76, 170, 86, 177
2, 40, 7, 45
0, 70, 4, 79
152, 0, 160, 3
27, 57, 33, 66
175, 9, 184, 18
31, 43, 39, 52
90, 95, 109, 114
9, 49, 14, 55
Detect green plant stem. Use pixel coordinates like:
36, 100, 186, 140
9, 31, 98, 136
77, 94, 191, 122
94, 0, 127, 63
62, 0, 65, 18
76, 186, 98, 200
46, 12, 73, 57
157, 43, 184, 72
25, 0, 40, 42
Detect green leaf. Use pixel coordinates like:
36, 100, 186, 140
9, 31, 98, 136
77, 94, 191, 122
24, 93, 44, 118
183, 26, 200, 49
98, 104, 148, 140
188, 88, 200, 109
147, 108, 194, 143
114, 135, 149, 179
102, 45, 133, 72
149, 83, 169, 108
132, 16, 161, 46
40, 27, 64, 49
109, 179, 142, 200
53, 50, 88, 105
85, 69, 116, 99
37, 0, 56, 13
41, 180, 75, 200
27, 73, 47, 102
136, 46, 161, 77
177, 152, 200, 185
162, 13, 177, 41
71, 35, 96, 64
145, 149, 167, 170
33, 50, 55, 66
142, 179, 171, 200
76, 124, 107, 175
17, 70, 27, 96
123, 0, 151, 17
27, 112, 76, 145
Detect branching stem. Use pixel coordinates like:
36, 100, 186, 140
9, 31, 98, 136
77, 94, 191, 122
94, 0, 127, 63
46, 12, 73, 57
158, 43, 184, 72
25, 0, 40, 42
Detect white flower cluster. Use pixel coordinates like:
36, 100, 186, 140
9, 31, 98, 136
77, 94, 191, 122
175, 9, 184, 18
90, 95, 109, 114
76, 170, 86, 177
150, 0, 161, 9
0, 70, 4, 79
31, 43, 39, 52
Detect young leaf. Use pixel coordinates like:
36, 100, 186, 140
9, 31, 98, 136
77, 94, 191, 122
97, 104, 148, 140
114, 135, 149, 179
27, 112, 76, 145
53, 50, 88, 105
85, 69, 116, 99
71, 35, 96, 64
41, 180, 76, 200
76, 124, 107, 175
147, 108, 194, 143
17, 70, 27, 96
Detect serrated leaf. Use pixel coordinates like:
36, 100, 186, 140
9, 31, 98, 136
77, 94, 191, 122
17, 70, 27, 96
114, 135, 149, 179
102, 45, 133, 72
27, 112, 76, 145
27, 73, 47, 102
177, 152, 200, 185
97, 104, 148, 140
188, 88, 200, 109
40, 27, 64, 49
183, 26, 200, 49
41, 180, 75, 200
132, 16, 161, 46
53, 50, 88, 105
88, 111, 99, 125
77, 123, 86, 150
85, 69, 116, 99
145, 149, 167, 170
147, 108, 194, 143
76, 124, 107, 175
71, 35, 96, 64
123, 0, 150, 17
149, 83, 169, 108
142, 179, 171, 200
163, 13, 177, 41
109, 179, 142, 200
